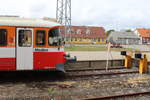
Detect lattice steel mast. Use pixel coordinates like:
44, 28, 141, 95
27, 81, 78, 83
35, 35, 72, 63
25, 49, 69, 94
56, 0, 72, 42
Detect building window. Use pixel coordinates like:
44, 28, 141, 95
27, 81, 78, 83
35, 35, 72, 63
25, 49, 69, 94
75, 38, 77, 41
147, 38, 149, 42
0, 29, 7, 46
71, 38, 73, 41
79, 38, 82, 42
94, 38, 96, 41
143, 38, 147, 43
102, 38, 104, 42
98, 38, 100, 42
66, 37, 69, 41
36, 30, 46, 46
18, 30, 32, 47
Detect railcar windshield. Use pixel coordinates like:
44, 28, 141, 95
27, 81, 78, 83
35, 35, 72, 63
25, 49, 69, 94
48, 28, 63, 46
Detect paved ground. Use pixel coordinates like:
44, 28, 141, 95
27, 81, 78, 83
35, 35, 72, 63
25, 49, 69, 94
67, 51, 150, 61
67, 45, 150, 61
67, 51, 123, 61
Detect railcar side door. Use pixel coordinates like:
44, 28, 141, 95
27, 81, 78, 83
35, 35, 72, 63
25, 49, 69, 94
16, 28, 33, 70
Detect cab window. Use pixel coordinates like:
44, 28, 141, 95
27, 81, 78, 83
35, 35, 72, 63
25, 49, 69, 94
36, 30, 46, 46
0, 29, 7, 46
19, 30, 32, 47
48, 28, 61, 46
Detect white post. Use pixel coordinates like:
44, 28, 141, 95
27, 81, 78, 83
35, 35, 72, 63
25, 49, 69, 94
106, 42, 111, 71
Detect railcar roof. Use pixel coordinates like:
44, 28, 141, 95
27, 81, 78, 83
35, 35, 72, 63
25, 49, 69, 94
0, 17, 61, 28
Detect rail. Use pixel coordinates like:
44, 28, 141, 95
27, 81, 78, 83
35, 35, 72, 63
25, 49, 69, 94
66, 71, 138, 78
81, 91, 150, 100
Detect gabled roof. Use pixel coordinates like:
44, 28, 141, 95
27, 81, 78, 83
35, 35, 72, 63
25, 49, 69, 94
108, 31, 139, 39
137, 29, 150, 38
0, 17, 60, 28
107, 31, 140, 43
60, 26, 106, 38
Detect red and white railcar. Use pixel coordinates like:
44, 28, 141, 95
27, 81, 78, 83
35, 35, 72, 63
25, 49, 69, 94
0, 16, 74, 72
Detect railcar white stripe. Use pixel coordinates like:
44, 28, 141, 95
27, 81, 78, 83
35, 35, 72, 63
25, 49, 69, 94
0, 48, 15, 58
0, 47, 64, 58
33, 48, 64, 52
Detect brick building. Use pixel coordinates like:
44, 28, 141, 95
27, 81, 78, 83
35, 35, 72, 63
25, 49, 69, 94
60, 26, 106, 44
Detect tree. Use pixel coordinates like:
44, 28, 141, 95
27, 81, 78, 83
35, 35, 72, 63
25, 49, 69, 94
106, 29, 115, 36
125, 29, 132, 32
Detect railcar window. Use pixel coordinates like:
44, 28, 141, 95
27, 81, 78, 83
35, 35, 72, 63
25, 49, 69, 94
36, 30, 46, 46
19, 30, 32, 47
48, 28, 61, 46
0, 29, 7, 46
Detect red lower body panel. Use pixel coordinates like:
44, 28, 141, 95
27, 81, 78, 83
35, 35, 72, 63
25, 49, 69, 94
34, 52, 65, 70
0, 58, 16, 70
0, 52, 66, 71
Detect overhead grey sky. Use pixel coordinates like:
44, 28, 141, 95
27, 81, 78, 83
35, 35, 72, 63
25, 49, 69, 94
0, 0, 150, 30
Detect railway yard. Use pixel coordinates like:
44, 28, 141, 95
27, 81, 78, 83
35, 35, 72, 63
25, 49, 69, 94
0, 58, 150, 100
1, 0, 150, 99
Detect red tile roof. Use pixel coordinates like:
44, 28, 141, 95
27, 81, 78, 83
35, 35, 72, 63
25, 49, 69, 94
137, 29, 150, 38
60, 26, 106, 38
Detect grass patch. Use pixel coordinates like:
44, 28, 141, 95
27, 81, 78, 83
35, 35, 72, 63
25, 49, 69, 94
65, 46, 132, 51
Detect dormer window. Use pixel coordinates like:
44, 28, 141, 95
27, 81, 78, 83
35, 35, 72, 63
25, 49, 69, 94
76, 29, 81, 34
86, 29, 91, 34
71, 29, 74, 34
67, 29, 71, 34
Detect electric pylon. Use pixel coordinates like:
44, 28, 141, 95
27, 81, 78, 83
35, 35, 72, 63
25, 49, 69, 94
56, 0, 71, 42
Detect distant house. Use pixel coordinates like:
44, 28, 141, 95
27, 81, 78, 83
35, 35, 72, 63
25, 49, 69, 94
135, 29, 150, 44
60, 26, 106, 44
107, 31, 140, 45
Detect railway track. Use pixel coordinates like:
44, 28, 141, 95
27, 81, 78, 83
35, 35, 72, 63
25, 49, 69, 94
81, 91, 150, 100
0, 66, 139, 82
65, 66, 139, 78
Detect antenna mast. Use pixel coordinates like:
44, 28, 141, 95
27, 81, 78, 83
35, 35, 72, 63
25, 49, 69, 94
56, 0, 72, 42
